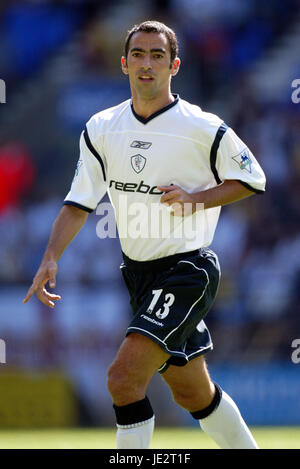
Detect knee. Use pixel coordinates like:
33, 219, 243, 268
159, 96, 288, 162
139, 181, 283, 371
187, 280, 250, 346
107, 362, 144, 406
107, 363, 128, 400
172, 389, 199, 411
171, 385, 215, 412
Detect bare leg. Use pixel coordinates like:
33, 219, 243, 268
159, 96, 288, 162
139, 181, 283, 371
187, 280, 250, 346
161, 356, 258, 449
107, 333, 169, 449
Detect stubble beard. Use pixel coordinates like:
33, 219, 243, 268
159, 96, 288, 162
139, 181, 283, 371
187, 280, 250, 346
134, 80, 158, 101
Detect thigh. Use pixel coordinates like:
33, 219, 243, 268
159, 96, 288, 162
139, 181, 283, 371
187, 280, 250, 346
110, 332, 170, 387
161, 355, 215, 405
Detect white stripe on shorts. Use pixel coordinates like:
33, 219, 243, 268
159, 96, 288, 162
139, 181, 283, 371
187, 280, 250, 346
163, 261, 210, 343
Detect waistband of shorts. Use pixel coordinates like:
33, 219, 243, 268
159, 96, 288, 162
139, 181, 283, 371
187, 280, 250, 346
122, 249, 200, 274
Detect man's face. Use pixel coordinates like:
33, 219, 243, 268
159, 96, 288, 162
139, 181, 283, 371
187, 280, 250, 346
122, 31, 179, 99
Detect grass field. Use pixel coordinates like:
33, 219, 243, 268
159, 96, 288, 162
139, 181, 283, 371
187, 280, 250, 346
0, 427, 299, 449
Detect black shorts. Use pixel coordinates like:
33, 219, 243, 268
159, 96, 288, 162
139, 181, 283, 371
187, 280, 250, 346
120, 248, 221, 373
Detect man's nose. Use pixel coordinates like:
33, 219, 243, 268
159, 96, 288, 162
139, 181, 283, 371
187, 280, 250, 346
141, 54, 152, 69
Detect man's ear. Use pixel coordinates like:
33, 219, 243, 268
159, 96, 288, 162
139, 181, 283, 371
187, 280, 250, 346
121, 56, 128, 75
171, 58, 180, 76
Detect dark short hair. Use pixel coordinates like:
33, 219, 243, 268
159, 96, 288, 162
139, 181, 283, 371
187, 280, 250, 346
124, 20, 178, 65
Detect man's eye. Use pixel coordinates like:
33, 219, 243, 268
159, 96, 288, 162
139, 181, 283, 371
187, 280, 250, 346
153, 54, 163, 59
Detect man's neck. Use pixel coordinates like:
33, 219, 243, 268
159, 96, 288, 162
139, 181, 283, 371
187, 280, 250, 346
131, 92, 175, 119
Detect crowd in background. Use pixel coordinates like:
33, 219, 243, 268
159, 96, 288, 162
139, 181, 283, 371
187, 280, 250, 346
0, 0, 300, 425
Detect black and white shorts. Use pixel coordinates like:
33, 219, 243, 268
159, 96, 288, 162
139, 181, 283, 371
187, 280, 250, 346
120, 248, 221, 373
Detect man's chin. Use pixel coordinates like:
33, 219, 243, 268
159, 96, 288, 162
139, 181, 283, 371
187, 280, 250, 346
136, 86, 157, 100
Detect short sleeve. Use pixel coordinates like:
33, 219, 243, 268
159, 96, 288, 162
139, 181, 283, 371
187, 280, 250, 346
215, 127, 266, 194
64, 129, 107, 212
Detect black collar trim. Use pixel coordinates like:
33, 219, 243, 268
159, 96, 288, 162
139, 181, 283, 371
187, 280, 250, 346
131, 94, 179, 124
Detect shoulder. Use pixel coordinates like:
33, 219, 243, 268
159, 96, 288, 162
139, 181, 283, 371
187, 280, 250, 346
177, 98, 225, 141
85, 99, 131, 138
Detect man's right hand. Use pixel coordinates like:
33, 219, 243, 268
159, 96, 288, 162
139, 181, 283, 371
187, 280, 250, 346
23, 260, 61, 308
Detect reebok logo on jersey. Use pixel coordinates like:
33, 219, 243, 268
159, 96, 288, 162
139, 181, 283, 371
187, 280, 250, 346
232, 148, 252, 173
130, 140, 152, 149
131, 154, 146, 173
109, 179, 163, 195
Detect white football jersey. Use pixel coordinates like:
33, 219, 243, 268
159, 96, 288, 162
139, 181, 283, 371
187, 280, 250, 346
64, 95, 266, 261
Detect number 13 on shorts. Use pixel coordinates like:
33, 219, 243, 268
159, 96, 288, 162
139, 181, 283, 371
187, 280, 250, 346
146, 289, 175, 319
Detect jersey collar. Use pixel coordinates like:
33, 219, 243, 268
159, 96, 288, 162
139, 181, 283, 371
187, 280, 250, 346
131, 94, 179, 124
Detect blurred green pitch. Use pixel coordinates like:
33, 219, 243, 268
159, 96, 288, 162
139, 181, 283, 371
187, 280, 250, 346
0, 427, 299, 449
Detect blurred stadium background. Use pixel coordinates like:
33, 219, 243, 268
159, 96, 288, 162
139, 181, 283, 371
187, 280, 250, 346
0, 0, 300, 444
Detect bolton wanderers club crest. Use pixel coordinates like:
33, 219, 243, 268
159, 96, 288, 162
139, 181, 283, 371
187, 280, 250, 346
131, 154, 146, 173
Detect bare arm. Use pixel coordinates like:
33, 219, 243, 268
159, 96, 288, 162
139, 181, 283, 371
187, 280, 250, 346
192, 179, 254, 209
23, 205, 88, 307
158, 180, 255, 214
